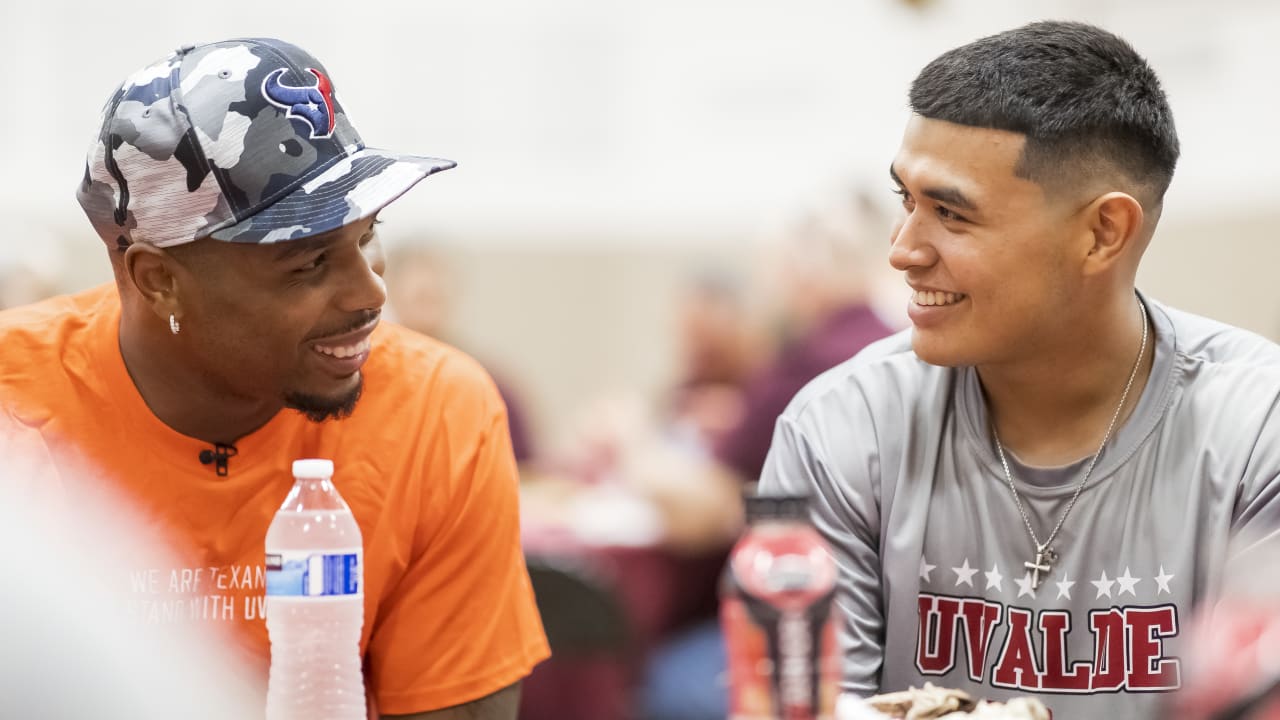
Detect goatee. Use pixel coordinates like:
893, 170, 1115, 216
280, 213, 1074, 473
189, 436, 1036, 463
284, 378, 364, 423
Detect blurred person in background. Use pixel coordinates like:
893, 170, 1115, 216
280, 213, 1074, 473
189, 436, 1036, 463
665, 268, 764, 453
0, 38, 547, 719
715, 190, 898, 484
634, 189, 897, 720
761, 21, 1280, 719
383, 242, 537, 464
620, 189, 898, 557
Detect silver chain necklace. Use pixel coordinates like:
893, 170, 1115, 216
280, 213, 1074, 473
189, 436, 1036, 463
992, 296, 1148, 590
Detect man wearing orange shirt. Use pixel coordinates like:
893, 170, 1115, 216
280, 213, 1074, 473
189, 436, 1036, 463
0, 38, 548, 718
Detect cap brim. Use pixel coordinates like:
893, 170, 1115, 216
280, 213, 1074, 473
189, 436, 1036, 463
208, 148, 455, 243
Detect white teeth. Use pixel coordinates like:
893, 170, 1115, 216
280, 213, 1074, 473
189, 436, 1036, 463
913, 291, 966, 307
314, 337, 371, 358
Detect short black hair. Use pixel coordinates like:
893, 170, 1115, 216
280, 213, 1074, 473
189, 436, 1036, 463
909, 21, 1179, 203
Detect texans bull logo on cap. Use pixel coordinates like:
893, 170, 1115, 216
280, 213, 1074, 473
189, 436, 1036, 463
262, 67, 337, 139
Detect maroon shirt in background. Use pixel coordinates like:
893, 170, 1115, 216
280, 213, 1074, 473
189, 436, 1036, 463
714, 303, 894, 481
493, 374, 534, 464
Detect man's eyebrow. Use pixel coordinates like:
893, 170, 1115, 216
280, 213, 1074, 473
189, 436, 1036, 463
923, 186, 976, 212
889, 163, 977, 211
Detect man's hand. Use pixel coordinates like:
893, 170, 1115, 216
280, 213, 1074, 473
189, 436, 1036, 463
383, 682, 521, 720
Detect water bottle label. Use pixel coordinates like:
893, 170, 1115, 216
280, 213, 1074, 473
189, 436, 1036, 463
265, 549, 361, 596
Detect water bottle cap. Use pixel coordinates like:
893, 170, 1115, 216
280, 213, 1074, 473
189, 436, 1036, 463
292, 458, 335, 478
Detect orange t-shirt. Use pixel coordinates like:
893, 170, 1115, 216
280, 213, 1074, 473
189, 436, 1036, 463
0, 284, 549, 715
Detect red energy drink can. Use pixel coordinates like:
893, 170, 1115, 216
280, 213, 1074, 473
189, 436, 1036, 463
722, 493, 840, 720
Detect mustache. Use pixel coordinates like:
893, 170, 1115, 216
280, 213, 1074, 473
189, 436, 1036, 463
308, 310, 381, 341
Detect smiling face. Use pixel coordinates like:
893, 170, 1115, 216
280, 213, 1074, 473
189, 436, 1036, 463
889, 115, 1091, 368
165, 217, 387, 421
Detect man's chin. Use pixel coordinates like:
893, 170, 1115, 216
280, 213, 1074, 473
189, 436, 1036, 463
284, 377, 364, 423
910, 331, 971, 368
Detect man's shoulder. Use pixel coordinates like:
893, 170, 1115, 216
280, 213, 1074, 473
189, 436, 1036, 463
358, 322, 504, 421
1159, 300, 1280, 369
0, 285, 117, 397
367, 322, 496, 388
0, 284, 115, 345
782, 328, 950, 426
1154, 302, 1280, 443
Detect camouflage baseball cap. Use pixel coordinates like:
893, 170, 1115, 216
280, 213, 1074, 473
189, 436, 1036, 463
76, 38, 455, 249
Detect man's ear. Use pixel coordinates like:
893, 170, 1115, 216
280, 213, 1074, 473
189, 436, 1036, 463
1081, 192, 1145, 276
123, 243, 182, 321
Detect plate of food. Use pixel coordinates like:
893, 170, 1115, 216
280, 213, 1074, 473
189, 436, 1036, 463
838, 683, 1050, 720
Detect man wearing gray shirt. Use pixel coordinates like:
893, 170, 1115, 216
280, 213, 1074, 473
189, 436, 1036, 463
759, 20, 1280, 720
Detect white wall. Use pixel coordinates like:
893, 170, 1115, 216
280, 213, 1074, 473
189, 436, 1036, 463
2, 0, 1276, 250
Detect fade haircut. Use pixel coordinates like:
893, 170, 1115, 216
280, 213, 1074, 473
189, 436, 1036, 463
909, 21, 1179, 204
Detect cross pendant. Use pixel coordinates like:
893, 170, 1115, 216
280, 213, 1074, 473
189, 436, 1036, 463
1025, 549, 1054, 590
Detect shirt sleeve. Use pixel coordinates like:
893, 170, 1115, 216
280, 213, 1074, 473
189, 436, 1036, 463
365, 381, 550, 715
758, 406, 885, 697
1231, 394, 1280, 549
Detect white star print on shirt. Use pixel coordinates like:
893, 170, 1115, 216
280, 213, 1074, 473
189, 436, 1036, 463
1154, 566, 1175, 595
1014, 572, 1036, 599
985, 563, 1004, 592
1116, 567, 1140, 596
919, 557, 936, 582
1092, 571, 1115, 599
952, 559, 978, 588
1055, 575, 1075, 601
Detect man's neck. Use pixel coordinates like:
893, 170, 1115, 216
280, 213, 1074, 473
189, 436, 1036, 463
978, 295, 1154, 467
117, 316, 280, 446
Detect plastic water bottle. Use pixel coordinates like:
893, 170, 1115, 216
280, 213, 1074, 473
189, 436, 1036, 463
265, 458, 365, 720
721, 492, 840, 720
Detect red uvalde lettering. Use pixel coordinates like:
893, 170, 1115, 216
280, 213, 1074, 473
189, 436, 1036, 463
1089, 608, 1127, 691
993, 608, 1042, 690
916, 595, 960, 675
1125, 606, 1181, 690
913, 594, 1182, 694
959, 599, 1003, 683
1039, 611, 1092, 691
917, 595, 1004, 681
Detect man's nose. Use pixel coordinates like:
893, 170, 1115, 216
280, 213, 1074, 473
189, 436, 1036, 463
337, 244, 387, 313
888, 211, 938, 272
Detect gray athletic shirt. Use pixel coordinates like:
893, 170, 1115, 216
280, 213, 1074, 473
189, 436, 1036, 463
759, 297, 1280, 720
